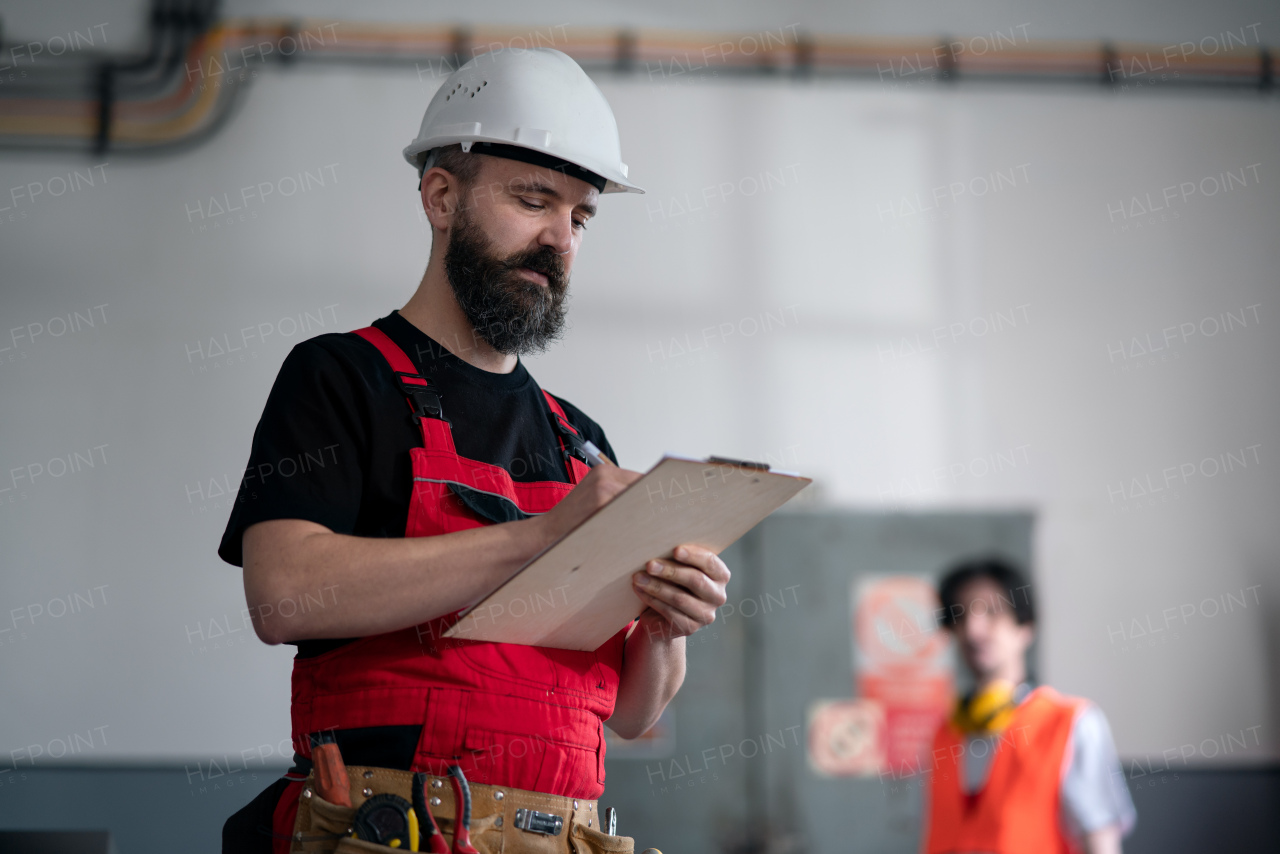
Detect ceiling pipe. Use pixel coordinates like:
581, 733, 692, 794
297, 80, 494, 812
0, 17, 1272, 157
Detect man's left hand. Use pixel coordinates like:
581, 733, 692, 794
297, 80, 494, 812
631, 545, 730, 639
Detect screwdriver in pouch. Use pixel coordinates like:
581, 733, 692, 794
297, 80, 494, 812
309, 731, 352, 808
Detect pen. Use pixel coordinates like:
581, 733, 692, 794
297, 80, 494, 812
581, 439, 612, 468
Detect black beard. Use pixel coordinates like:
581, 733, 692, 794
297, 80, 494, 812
443, 208, 570, 356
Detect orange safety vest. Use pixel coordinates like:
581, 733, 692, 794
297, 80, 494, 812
924, 686, 1084, 854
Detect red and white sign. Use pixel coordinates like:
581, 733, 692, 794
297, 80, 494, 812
807, 698, 885, 777
853, 575, 953, 775
805, 574, 954, 778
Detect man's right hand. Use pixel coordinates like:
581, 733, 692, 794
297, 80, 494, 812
531, 463, 642, 546
241, 464, 642, 645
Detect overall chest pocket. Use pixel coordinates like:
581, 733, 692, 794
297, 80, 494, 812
463, 725, 602, 794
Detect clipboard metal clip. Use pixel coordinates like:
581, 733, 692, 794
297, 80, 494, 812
705, 455, 771, 471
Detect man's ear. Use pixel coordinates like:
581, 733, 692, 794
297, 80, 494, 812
419, 167, 459, 233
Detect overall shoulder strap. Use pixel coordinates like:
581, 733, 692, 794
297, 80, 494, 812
541, 390, 591, 485
353, 325, 414, 372
352, 326, 451, 449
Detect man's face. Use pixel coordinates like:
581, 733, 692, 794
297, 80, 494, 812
442, 155, 599, 356
948, 577, 1034, 681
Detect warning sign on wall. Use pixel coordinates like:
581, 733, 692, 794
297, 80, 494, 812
807, 698, 885, 777
853, 575, 953, 775
804, 574, 954, 778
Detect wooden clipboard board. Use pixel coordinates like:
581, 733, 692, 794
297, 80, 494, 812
443, 456, 811, 650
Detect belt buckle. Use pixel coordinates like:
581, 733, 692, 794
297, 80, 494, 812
513, 807, 564, 836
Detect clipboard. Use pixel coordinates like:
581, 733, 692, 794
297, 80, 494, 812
443, 455, 811, 650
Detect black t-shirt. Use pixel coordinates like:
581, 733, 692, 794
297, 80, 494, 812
218, 309, 615, 655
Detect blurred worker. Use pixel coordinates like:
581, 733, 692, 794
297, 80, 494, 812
924, 558, 1135, 854
219, 48, 727, 853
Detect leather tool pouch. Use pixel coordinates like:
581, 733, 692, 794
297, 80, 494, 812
290, 767, 634, 854
568, 822, 636, 853
291, 784, 355, 853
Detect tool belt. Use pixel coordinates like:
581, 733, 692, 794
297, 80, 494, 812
291, 765, 634, 854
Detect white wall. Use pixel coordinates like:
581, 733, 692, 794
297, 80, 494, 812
0, 1, 1276, 767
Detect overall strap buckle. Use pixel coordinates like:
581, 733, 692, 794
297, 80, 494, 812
395, 371, 445, 421
548, 410, 589, 463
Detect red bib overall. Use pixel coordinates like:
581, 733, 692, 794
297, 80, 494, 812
271, 326, 629, 852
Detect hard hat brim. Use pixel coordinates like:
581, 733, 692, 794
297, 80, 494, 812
403, 137, 644, 195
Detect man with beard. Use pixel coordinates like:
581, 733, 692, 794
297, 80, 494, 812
219, 49, 726, 854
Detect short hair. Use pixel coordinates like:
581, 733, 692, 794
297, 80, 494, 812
937, 556, 1036, 628
418, 143, 482, 192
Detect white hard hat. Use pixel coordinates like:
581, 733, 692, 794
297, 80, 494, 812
404, 48, 643, 195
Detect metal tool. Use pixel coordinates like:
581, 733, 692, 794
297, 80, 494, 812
513, 808, 564, 835
604, 806, 617, 836
447, 765, 480, 854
